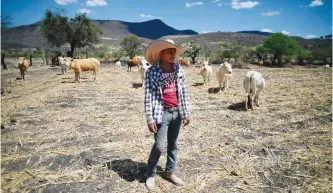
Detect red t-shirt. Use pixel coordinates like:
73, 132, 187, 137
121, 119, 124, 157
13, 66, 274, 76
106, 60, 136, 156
161, 72, 178, 108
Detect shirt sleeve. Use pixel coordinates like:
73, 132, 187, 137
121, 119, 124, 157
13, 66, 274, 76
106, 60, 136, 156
181, 69, 191, 119
144, 69, 155, 124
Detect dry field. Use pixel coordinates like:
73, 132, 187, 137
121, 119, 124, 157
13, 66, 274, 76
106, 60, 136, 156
1, 61, 332, 193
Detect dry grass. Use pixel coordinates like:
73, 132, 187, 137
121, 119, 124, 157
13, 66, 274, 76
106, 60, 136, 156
1, 62, 332, 192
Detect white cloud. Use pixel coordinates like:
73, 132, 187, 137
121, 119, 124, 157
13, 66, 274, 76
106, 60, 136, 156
309, 0, 323, 7
185, 2, 204, 7
261, 11, 280, 16
306, 35, 316, 38
231, 0, 259, 9
261, 28, 273, 33
217, 3, 222, 6
140, 14, 162, 19
78, 8, 91, 14
55, 0, 77, 5
281, 30, 289, 35
86, 0, 107, 7
201, 31, 213, 34
212, 0, 220, 3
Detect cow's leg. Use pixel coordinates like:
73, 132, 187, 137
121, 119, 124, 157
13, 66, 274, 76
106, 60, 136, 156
255, 91, 260, 107
245, 93, 249, 111
93, 71, 96, 81
219, 80, 222, 93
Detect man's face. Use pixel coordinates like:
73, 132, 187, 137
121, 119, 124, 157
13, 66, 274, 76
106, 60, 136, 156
160, 48, 176, 63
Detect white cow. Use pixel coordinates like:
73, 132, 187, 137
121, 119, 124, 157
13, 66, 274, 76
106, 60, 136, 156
58, 57, 72, 75
199, 61, 212, 85
243, 71, 265, 111
140, 59, 150, 87
115, 61, 121, 68
216, 62, 233, 92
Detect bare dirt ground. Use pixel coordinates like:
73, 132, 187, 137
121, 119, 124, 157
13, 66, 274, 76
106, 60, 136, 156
1, 61, 332, 193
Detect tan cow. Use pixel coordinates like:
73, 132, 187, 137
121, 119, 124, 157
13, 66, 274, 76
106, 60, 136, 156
18, 57, 29, 79
70, 58, 100, 83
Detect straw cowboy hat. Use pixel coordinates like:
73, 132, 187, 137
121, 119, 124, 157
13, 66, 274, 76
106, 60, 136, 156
145, 39, 187, 65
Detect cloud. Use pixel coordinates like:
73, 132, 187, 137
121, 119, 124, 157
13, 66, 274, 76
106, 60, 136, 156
86, 0, 107, 7
140, 14, 162, 19
309, 0, 323, 7
261, 28, 273, 33
201, 31, 213, 34
217, 3, 222, 6
296, 33, 301, 36
306, 35, 316, 38
55, 0, 77, 5
281, 30, 289, 35
78, 8, 91, 14
212, 0, 220, 3
261, 11, 280, 16
231, 0, 259, 9
185, 2, 204, 7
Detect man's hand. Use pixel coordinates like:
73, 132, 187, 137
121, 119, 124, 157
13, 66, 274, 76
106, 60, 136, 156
183, 119, 190, 126
148, 123, 157, 133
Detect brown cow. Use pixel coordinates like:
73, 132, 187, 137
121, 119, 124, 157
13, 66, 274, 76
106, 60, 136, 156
70, 58, 100, 83
178, 59, 191, 67
258, 59, 263, 68
127, 58, 141, 72
18, 57, 29, 79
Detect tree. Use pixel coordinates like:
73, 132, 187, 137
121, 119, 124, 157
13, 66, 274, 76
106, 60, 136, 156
181, 41, 202, 64
111, 50, 124, 61
295, 48, 308, 65
242, 46, 256, 63
261, 33, 300, 66
120, 35, 143, 59
41, 9, 102, 57
230, 45, 244, 64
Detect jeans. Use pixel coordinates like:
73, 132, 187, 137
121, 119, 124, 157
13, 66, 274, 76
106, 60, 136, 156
147, 109, 181, 177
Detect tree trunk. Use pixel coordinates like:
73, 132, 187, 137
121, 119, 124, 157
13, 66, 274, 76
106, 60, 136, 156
191, 57, 195, 65
1, 53, 7, 69
85, 46, 88, 59
29, 54, 33, 66
70, 43, 75, 58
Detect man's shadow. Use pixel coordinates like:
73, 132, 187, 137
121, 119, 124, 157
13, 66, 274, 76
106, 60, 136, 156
105, 159, 163, 183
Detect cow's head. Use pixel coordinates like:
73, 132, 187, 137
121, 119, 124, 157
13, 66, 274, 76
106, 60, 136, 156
221, 62, 232, 74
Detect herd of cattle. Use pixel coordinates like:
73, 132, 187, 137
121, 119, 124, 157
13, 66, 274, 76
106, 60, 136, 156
16, 56, 268, 110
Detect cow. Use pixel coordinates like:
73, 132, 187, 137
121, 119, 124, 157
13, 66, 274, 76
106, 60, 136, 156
243, 71, 265, 111
18, 57, 29, 80
70, 58, 100, 83
127, 58, 141, 72
216, 62, 233, 92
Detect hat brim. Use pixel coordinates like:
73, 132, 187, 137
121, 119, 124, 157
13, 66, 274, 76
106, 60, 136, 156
145, 40, 187, 65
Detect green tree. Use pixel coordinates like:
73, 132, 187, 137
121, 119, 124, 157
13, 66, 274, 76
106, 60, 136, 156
230, 45, 244, 63
181, 41, 202, 64
242, 46, 256, 63
295, 48, 308, 65
120, 35, 143, 59
96, 44, 110, 58
111, 50, 124, 61
41, 9, 102, 57
261, 33, 301, 66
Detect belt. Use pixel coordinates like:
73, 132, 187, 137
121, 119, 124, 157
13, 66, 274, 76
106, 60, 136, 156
164, 106, 179, 112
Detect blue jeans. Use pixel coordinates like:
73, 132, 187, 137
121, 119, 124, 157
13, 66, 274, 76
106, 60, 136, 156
147, 109, 181, 177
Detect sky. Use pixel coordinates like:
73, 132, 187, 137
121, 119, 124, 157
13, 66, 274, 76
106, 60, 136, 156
1, 0, 332, 39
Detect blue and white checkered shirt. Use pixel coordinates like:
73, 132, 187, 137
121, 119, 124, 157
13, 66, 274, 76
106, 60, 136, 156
144, 62, 191, 124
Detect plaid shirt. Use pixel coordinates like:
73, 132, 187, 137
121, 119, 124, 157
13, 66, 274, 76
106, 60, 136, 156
144, 62, 191, 124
